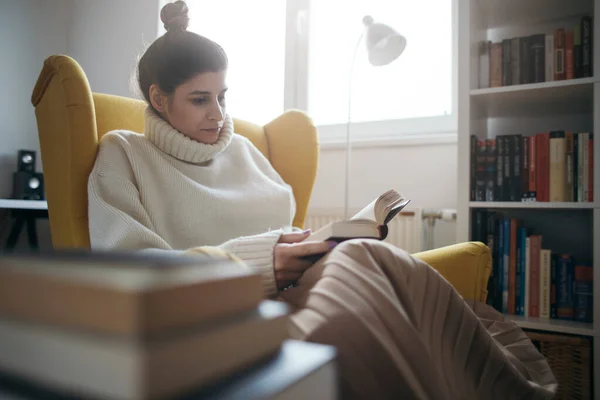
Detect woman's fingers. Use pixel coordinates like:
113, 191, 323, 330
275, 247, 313, 272
276, 279, 296, 290
274, 270, 303, 281
278, 230, 311, 244
273, 240, 339, 289
274, 269, 302, 290
275, 241, 336, 269
288, 240, 337, 258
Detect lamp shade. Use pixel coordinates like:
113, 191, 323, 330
363, 15, 406, 66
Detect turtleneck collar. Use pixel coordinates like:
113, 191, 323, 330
143, 107, 234, 163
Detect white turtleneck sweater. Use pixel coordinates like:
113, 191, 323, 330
88, 108, 297, 296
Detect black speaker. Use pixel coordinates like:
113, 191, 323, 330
17, 150, 36, 172
12, 171, 45, 200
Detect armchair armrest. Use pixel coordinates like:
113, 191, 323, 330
412, 242, 492, 302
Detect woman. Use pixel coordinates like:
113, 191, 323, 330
88, 2, 556, 399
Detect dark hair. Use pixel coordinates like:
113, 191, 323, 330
137, 1, 228, 110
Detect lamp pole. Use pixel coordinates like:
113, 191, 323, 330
344, 33, 364, 220
342, 15, 406, 219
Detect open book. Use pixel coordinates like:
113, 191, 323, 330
305, 189, 410, 243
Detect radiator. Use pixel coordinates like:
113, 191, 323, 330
304, 208, 422, 253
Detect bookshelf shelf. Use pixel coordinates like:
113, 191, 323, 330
470, 201, 598, 209
471, 78, 597, 97
506, 315, 594, 336
470, 77, 596, 96
470, 78, 595, 117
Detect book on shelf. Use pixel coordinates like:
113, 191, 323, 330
540, 249, 551, 318
549, 131, 566, 201
477, 16, 593, 89
582, 16, 593, 77
545, 34, 554, 82
502, 39, 512, 86
478, 41, 491, 89
510, 37, 520, 85
470, 132, 594, 203
473, 210, 593, 324
0, 251, 292, 400
555, 29, 566, 81
556, 254, 575, 320
490, 42, 502, 88
574, 265, 594, 322
566, 28, 575, 80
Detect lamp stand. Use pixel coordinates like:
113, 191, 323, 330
344, 33, 364, 220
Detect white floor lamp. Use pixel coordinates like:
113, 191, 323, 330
344, 16, 407, 218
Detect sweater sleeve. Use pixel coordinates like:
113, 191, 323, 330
88, 171, 282, 296
88, 136, 282, 297
188, 231, 282, 296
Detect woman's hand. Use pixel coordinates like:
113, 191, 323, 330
274, 230, 336, 290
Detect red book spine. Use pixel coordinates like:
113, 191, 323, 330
523, 136, 530, 194
589, 134, 594, 201
529, 136, 537, 193
536, 133, 550, 201
536, 135, 543, 201
544, 134, 551, 201
555, 29, 566, 80
566, 29, 574, 79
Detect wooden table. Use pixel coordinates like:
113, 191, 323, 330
0, 340, 337, 399
0, 199, 48, 251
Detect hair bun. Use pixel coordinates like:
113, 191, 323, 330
161, 1, 189, 32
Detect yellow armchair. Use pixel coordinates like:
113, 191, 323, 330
31, 55, 491, 302
31, 55, 318, 247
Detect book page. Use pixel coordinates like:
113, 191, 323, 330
349, 199, 377, 222
375, 189, 410, 225
306, 222, 336, 242
349, 189, 408, 225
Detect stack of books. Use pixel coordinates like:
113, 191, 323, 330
0, 251, 333, 399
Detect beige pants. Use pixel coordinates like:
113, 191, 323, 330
278, 239, 557, 400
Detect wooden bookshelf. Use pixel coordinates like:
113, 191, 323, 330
470, 201, 599, 209
457, 0, 600, 395
507, 315, 594, 336
470, 76, 596, 96
470, 78, 595, 117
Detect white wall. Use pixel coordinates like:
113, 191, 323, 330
0, 0, 159, 192
68, 0, 161, 98
309, 142, 458, 250
0, 0, 70, 197
0, 0, 160, 249
0, 0, 71, 249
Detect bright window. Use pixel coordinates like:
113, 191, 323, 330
186, 0, 287, 125
307, 0, 453, 127
178, 0, 455, 137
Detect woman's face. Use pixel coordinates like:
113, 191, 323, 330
150, 70, 228, 144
